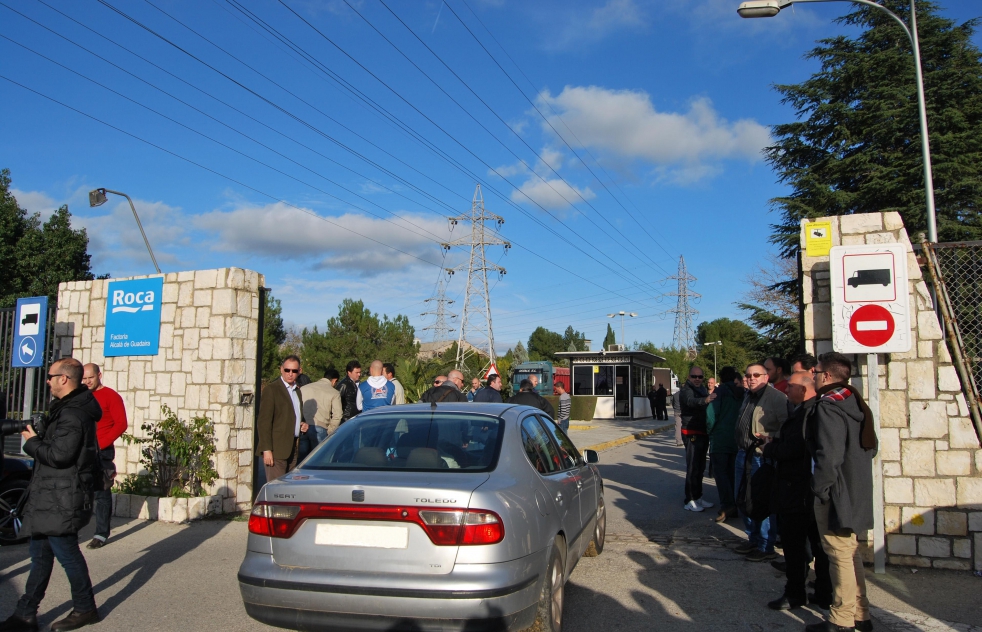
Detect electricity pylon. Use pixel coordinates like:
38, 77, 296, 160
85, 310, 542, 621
668, 255, 700, 356
420, 271, 456, 342
442, 185, 510, 370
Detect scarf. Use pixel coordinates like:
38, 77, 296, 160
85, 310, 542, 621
817, 382, 878, 451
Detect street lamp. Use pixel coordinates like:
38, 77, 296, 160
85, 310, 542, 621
89, 188, 161, 274
704, 340, 723, 381
737, 0, 938, 243
606, 311, 638, 347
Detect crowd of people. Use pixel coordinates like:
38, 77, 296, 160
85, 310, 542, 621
677, 352, 878, 632
256, 356, 564, 484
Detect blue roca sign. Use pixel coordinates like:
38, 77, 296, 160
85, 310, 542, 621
104, 277, 163, 357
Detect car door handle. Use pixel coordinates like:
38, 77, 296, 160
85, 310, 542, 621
576, 481, 582, 489
555, 492, 563, 504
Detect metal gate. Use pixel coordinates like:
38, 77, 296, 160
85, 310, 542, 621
0, 306, 56, 452
921, 239, 982, 446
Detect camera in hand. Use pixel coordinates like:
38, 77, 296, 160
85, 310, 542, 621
0, 413, 47, 437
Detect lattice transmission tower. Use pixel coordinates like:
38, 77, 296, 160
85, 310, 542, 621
420, 272, 457, 342
442, 185, 510, 370
668, 255, 700, 355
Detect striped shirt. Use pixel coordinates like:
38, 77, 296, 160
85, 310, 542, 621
557, 393, 571, 421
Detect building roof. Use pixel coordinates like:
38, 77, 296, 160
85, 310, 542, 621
554, 350, 666, 364
417, 340, 485, 360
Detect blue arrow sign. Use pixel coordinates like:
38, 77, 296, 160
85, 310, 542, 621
12, 296, 48, 368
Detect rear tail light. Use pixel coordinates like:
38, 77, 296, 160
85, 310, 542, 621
248, 502, 503, 545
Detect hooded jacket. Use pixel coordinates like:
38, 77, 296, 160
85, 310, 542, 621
706, 382, 743, 455
21, 387, 102, 537
807, 386, 875, 532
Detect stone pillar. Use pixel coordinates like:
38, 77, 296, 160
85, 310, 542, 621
54, 268, 263, 513
801, 214, 981, 570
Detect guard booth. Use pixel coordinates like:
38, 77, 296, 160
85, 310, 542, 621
555, 350, 664, 420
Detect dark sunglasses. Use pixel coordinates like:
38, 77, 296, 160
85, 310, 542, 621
745, 372, 765, 379
46, 373, 65, 381
282, 368, 300, 374
689, 374, 703, 379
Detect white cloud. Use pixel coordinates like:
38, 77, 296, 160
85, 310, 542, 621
193, 202, 453, 276
512, 178, 596, 211
545, 0, 646, 50
10, 188, 59, 219
539, 86, 771, 180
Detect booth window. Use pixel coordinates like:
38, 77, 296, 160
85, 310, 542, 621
572, 366, 593, 395
594, 366, 613, 396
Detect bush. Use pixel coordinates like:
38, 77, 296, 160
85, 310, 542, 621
120, 405, 219, 497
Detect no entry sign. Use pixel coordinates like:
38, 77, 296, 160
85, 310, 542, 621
830, 243, 910, 354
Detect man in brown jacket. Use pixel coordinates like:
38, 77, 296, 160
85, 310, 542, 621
257, 355, 306, 481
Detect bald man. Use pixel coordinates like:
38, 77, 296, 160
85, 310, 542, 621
420, 369, 469, 403
356, 360, 395, 412
82, 363, 128, 549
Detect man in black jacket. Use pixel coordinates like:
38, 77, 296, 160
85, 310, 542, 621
508, 379, 555, 418
336, 360, 362, 423
473, 374, 504, 403
2, 358, 101, 631
420, 370, 469, 404
762, 371, 831, 612
806, 353, 876, 632
679, 367, 715, 512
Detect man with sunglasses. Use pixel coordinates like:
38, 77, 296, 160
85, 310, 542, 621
256, 356, 306, 482
734, 363, 793, 561
2, 358, 102, 631
678, 367, 716, 512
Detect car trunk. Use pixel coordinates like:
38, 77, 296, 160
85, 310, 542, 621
268, 470, 490, 575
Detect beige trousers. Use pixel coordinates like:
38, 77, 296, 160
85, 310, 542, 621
814, 499, 870, 627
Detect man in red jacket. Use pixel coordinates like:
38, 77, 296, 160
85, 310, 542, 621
81, 363, 128, 549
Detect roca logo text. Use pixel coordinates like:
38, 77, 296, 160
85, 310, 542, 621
111, 290, 156, 314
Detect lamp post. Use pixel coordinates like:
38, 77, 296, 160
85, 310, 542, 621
704, 340, 723, 381
88, 188, 161, 274
606, 311, 638, 347
737, 0, 937, 243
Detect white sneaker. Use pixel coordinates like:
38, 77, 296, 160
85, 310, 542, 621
697, 498, 714, 509
684, 500, 704, 512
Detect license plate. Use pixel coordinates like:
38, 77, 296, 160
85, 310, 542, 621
314, 523, 409, 549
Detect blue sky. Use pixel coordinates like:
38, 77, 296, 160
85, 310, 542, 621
2, 0, 979, 353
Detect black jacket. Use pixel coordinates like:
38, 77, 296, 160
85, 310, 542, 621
419, 384, 469, 404
473, 387, 503, 403
678, 380, 710, 433
654, 386, 667, 406
807, 387, 875, 532
508, 390, 556, 419
763, 397, 817, 514
336, 376, 360, 422
22, 387, 102, 537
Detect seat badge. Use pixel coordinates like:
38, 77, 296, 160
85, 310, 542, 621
352, 490, 365, 502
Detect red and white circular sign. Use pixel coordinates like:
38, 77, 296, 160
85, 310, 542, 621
849, 304, 896, 347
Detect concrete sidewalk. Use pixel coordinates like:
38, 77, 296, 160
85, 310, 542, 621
567, 415, 675, 452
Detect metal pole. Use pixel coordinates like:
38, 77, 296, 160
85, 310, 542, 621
620, 314, 625, 348
20, 367, 34, 454
789, 0, 937, 242
105, 189, 161, 274
867, 353, 886, 574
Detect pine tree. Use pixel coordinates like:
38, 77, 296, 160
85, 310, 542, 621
766, 1, 982, 256
602, 323, 617, 350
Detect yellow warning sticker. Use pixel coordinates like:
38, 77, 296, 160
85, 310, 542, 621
805, 221, 833, 257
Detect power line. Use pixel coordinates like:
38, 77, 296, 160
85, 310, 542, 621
668, 256, 700, 354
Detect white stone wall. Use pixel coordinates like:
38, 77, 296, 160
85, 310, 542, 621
801, 213, 982, 571
54, 268, 264, 513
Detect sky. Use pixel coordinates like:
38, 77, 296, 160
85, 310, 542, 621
2, 0, 980, 354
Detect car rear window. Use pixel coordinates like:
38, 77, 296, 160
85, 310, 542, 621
303, 412, 503, 472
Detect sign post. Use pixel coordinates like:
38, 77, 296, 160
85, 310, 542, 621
12, 296, 49, 452
830, 244, 910, 575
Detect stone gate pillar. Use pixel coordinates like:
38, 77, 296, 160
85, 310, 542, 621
54, 268, 263, 513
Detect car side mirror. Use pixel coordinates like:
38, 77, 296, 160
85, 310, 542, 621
584, 449, 599, 464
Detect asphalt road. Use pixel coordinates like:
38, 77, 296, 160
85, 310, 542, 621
1, 431, 979, 631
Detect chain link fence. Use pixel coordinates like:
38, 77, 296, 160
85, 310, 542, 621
921, 240, 982, 445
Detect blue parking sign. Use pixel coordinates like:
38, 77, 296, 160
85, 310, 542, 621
12, 296, 48, 368
104, 277, 163, 357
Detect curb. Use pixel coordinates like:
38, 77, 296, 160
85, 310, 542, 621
584, 422, 675, 453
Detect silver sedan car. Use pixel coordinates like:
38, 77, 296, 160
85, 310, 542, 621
239, 402, 606, 632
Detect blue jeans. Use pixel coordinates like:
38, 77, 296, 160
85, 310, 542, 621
17, 535, 97, 617
559, 418, 569, 433
735, 449, 777, 553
